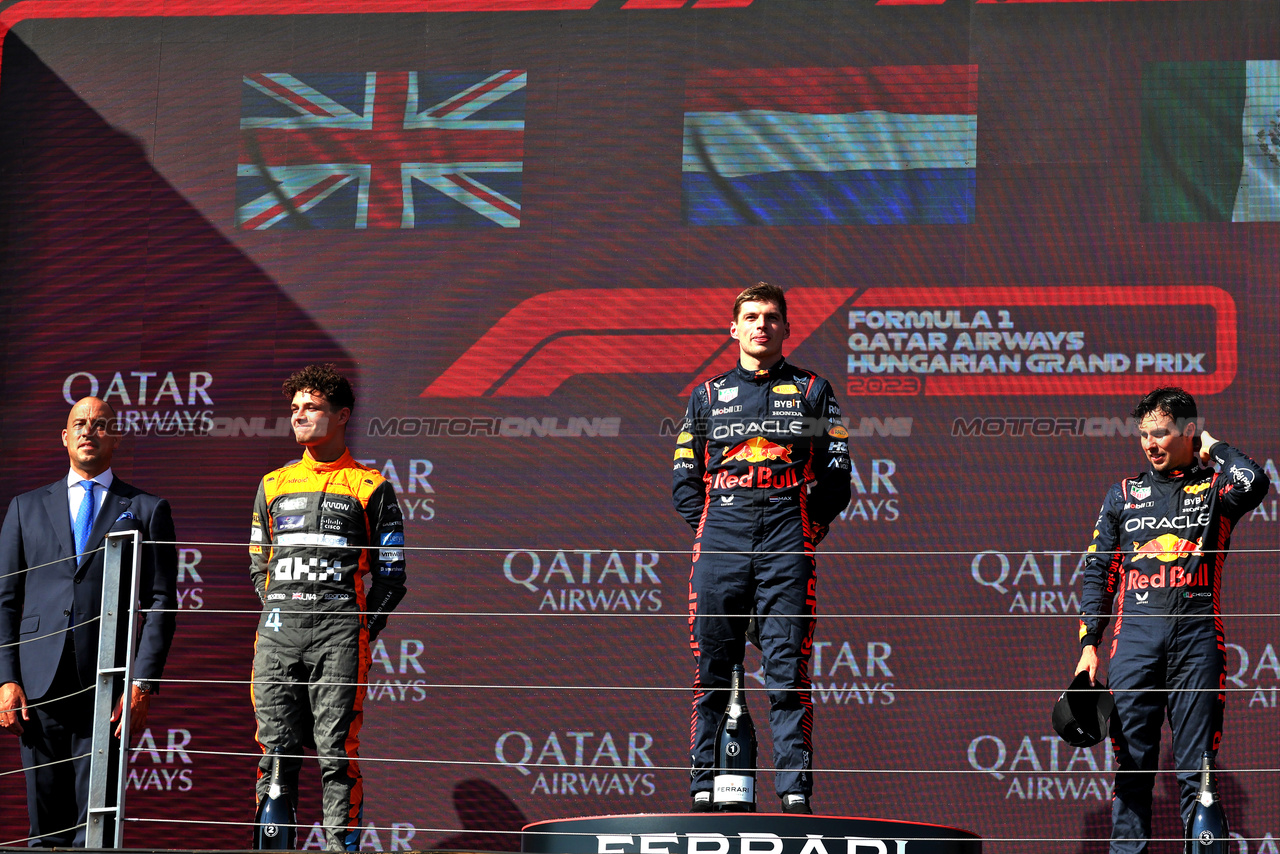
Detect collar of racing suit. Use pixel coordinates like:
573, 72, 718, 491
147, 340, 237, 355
301, 447, 355, 471
735, 356, 789, 383
1149, 461, 1202, 483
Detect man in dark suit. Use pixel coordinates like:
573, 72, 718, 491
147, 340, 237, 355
0, 397, 178, 847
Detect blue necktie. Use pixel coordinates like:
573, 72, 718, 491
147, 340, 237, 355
74, 480, 96, 558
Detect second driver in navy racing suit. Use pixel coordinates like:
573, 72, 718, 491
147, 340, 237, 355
250, 364, 407, 851
673, 282, 851, 815
1074, 386, 1268, 853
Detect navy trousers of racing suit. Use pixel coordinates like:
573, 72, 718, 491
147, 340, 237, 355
690, 506, 817, 798
1107, 614, 1224, 853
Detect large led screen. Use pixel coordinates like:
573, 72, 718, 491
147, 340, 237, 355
0, 1, 1277, 851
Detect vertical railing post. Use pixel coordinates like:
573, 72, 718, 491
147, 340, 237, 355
85, 529, 142, 848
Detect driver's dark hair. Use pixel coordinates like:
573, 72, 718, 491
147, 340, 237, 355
732, 281, 788, 322
1131, 386, 1196, 424
282, 363, 355, 412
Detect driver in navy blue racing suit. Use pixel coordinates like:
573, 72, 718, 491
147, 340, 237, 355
1074, 387, 1268, 853
673, 282, 851, 815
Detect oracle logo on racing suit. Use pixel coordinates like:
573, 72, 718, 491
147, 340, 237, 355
1122, 512, 1211, 533
712, 419, 804, 440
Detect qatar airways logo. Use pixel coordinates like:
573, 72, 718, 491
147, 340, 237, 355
177, 549, 204, 611
809, 640, 897, 706
1226, 642, 1280, 711
495, 728, 657, 797
1219, 828, 1280, 854
967, 731, 1113, 802
127, 728, 194, 793
366, 637, 429, 703
836, 458, 899, 524
1246, 458, 1280, 523
970, 550, 1084, 614
503, 549, 663, 612
62, 370, 215, 436
353, 457, 435, 522
299, 823, 418, 852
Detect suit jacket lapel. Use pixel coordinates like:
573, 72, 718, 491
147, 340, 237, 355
40, 481, 75, 563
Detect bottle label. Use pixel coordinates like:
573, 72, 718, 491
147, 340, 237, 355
714, 775, 755, 803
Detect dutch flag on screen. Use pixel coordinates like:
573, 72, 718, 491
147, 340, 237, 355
682, 66, 977, 226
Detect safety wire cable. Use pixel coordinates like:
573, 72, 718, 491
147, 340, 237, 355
9, 537, 1273, 849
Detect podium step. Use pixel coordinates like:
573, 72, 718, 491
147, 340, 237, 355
523, 813, 981, 853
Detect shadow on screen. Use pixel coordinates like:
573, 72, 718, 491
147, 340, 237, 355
0, 30, 354, 474
0, 29, 352, 846
432, 779, 528, 852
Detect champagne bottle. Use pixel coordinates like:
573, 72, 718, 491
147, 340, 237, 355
254, 748, 297, 850
1184, 752, 1228, 853
712, 664, 757, 812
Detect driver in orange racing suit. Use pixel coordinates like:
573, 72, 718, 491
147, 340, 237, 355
250, 365, 406, 852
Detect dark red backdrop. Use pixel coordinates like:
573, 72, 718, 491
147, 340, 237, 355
0, 1, 1277, 851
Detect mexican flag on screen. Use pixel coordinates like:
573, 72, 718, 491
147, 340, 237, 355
1141, 60, 1280, 222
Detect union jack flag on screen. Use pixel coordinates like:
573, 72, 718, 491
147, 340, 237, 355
237, 71, 525, 229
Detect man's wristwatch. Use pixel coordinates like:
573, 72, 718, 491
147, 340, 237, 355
132, 680, 158, 695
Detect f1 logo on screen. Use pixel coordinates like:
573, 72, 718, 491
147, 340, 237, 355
421, 286, 1237, 399
421, 288, 852, 398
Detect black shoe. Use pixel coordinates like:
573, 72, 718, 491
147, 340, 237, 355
781, 794, 812, 814
691, 792, 713, 812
